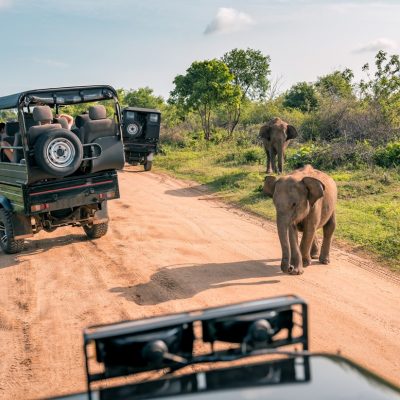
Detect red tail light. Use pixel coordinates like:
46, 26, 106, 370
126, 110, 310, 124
31, 204, 50, 212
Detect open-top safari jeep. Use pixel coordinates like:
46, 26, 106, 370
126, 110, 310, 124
0, 85, 125, 253
121, 107, 161, 171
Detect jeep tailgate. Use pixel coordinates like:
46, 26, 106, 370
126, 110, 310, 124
25, 171, 119, 214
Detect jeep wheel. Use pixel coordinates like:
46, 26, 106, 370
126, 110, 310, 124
83, 222, 108, 239
0, 209, 24, 254
144, 160, 152, 171
34, 129, 83, 177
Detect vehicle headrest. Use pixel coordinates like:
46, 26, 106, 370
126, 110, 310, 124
75, 114, 90, 128
5, 121, 19, 136
89, 105, 106, 120
33, 106, 53, 122
54, 117, 68, 130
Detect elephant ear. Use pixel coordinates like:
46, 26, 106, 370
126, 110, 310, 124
259, 125, 271, 140
263, 176, 277, 197
286, 125, 298, 140
302, 177, 325, 207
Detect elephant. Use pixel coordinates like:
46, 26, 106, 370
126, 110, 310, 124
259, 117, 298, 174
263, 165, 337, 275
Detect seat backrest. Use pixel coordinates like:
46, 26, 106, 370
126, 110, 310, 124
81, 105, 115, 143
5, 121, 19, 136
28, 106, 61, 146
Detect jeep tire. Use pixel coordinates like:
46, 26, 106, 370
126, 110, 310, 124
144, 160, 152, 171
0, 208, 24, 254
34, 129, 83, 177
83, 222, 108, 239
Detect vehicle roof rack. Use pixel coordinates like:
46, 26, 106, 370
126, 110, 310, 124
83, 295, 308, 399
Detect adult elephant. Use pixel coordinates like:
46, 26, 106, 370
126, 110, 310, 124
259, 117, 298, 174
263, 165, 337, 275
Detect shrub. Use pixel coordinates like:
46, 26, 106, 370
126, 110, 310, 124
375, 141, 400, 168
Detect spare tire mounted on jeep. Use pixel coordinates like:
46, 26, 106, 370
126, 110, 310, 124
34, 129, 83, 177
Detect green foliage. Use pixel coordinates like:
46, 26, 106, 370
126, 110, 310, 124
316, 69, 354, 99
360, 51, 400, 126
375, 141, 400, 167
169, 59, 241, 140
283, 82, 319, 112
123, 87, 164, 109
286, 141, 375, 170
222, 48, 270, 101
0, 109, 18, 122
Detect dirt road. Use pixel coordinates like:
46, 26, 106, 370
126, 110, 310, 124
0, 167, 399, 399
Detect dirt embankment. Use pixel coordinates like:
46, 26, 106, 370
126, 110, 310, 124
0, 167, 399, 399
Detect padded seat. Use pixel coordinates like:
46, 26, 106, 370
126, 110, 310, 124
80, 105, 115, 144
28, 106, 61, 146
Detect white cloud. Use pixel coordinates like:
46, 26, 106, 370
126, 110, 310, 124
353, 38, 398, 53
204, 7, 254, 35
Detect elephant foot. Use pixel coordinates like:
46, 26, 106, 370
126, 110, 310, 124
288, 265, 304, 275
319, 256, 330, 265
302, 258, 312, 267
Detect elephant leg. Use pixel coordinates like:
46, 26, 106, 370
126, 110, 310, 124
300, 226, 316, 267
289, 224, 303, 275
277, 149, 284, 174
311, 236, 319, 259
320, 213, 336, 264
265, 147, 272, 173
270, 150, 277, 173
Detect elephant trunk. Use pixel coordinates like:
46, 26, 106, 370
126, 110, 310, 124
277, 213, 291, 272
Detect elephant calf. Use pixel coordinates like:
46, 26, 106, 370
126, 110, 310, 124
259, 117, 298, 174
263, 165, 337, 275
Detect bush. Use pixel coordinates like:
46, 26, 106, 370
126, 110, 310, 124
286, 141, 375, 170
375, 141, 400, 168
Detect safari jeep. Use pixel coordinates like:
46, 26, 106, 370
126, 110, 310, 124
121, 107, 161, 171
0, 85, 125, 253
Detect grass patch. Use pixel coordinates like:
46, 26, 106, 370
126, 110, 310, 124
156, 143, 400, 271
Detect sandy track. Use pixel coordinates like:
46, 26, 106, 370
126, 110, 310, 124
0, 167, 399, 399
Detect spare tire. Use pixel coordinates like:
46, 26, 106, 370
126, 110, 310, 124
34, 129, 83, 177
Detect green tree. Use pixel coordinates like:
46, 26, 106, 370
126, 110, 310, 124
169, 59, 240, 140
360, 50, 400, 126
283, 82, 319, 112
222, 48, 270, 134
124, 87, 164, 109
316, 69, 354, 99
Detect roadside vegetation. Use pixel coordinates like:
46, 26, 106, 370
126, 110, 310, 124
154, 48, 399, 271
1, 48, 398, 269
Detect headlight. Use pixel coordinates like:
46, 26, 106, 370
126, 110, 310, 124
149, 113, 158, 123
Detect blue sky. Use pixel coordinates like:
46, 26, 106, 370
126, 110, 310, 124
0, 0, 399, 99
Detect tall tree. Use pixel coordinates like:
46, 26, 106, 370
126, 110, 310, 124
169, 59, 240, 140
316, 69, 354, 99
222, 48, 270, 134
283, 82, 319, 112
360, 50, 400, 126
124, 87, 164, 109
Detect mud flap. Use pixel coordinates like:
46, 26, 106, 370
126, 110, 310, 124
12, 213, 33, 240
93, 201, 109, 225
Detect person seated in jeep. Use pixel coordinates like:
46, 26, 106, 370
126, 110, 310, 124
0, 121, 15, 162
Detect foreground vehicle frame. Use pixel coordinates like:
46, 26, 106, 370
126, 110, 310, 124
51, 295, 400, 400
0, 85, 125, 253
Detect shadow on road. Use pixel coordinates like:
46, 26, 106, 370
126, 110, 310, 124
110, 259, 282, 306
0, 233, 88, 270
164, 184, 209, 197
